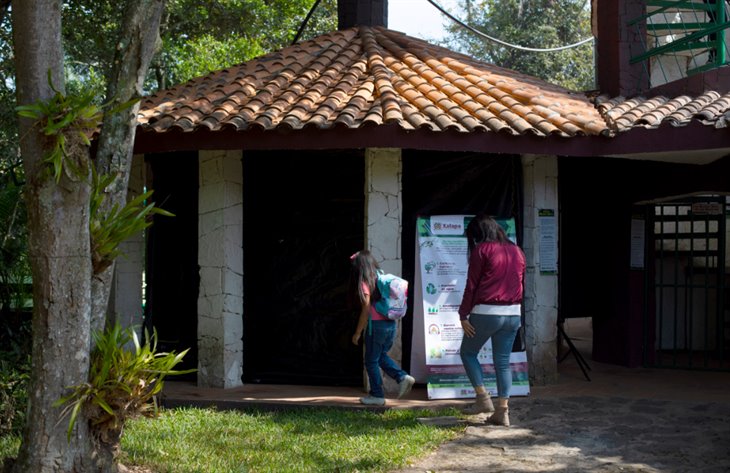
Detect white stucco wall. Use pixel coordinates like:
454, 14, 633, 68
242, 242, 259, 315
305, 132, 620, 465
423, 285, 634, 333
109, 153, 145, 336
197, 150, 244, 388
521, 154, 560, 385
364, 148, 404, 393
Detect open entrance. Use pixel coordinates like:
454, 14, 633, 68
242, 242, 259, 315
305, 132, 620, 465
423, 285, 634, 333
643, 195, 729, 371
144, 152, 199, 377
242, 150, 364, 386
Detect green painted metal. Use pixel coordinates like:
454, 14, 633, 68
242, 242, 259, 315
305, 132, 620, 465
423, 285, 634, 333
629, 0, 730, 78
630, 21, 729, 64
628, 0, 708, 27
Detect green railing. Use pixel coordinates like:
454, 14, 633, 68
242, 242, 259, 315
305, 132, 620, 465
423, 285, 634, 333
629, 0, 730, 81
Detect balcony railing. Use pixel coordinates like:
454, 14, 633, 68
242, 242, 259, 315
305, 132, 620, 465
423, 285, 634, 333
629, 0, 730, 86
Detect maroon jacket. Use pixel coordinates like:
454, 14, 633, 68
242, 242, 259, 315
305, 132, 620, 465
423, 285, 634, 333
458, 241, 526, 320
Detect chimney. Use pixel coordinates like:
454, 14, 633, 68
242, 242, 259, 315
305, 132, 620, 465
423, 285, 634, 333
594, 0, 647, 97
338, 0, 388, 29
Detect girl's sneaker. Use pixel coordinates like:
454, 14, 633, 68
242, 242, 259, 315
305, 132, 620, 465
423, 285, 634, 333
360, 395, 386, 406
398, 375, 415, 398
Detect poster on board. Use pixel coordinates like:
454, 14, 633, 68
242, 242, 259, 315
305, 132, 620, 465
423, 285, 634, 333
414, 215, 530, 400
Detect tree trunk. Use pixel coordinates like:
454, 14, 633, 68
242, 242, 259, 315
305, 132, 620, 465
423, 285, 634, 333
12, 1, 97, 471
13, 1, 166, 472
91, 0, 165, 337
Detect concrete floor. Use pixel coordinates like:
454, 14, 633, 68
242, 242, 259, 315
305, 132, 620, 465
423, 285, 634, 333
161, 318, 730, 411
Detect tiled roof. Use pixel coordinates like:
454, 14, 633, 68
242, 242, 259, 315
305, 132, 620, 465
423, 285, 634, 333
137, 26, 730, 145
138, 26, 608, 138
596, 92, 730, 132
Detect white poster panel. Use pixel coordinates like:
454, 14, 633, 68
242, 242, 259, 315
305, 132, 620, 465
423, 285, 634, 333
538, 209, 558, 274
414, 215, 530, 399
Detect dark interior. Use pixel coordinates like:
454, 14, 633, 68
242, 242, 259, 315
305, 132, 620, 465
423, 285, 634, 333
144, 152, 200, 378
559, 155, 730, 367
242, 149, 365, 386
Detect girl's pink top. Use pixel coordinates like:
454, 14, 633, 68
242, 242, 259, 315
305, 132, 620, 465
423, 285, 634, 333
362, 282, 388, 321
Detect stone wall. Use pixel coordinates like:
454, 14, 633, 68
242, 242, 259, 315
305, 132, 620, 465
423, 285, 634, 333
364, 147, 403, 393
521, 154, 559, 385
197, 150, 243, 388
109, 153, 145, 337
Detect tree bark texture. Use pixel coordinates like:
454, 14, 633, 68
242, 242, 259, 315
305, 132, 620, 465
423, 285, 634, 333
13, 0, 165, 471
12, 1, 96, 471
91, 0, 166, 336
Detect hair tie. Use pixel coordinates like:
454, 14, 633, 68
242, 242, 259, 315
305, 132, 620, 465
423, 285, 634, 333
350, 251, 359, 261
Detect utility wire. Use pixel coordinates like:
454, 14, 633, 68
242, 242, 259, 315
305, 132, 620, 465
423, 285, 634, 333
426, 0, 594, 52
292, 0, 323, 45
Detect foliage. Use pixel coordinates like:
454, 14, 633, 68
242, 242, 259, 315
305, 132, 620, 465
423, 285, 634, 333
0, 314, 30, 439
443, 0, 594, 91
0, 183, 30, 315
0, 318, 30, 438
157, 0, 337, 86
0, 3, 18, 184
0, 359, 29, 439
54, 323, 195, 443
61, 0, 338, 92
121, 406, 464, 472
89, 169, 174, 274
0, 433, 21, 464
16, 75, 102, 183
16, 80, 173, 274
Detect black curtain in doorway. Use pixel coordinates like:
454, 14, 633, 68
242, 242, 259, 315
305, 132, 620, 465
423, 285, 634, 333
242, 150, 365, 386
144, 152, 199, 379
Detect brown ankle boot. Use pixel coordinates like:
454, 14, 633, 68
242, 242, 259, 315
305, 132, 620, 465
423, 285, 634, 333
462, 392, 494, 414
486, 405, 510, 426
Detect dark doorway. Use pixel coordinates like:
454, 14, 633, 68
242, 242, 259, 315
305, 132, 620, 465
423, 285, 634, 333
242, 150, 364, 386
559, 155, 730, 368
144, 152, 199, 378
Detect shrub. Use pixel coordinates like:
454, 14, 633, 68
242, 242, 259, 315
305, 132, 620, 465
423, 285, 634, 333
0, 356, 29, 437
55, 323, 194, 448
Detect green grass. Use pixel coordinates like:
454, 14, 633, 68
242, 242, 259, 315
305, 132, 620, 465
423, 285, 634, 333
120, 406, 464, 473
1, 407, 464, 472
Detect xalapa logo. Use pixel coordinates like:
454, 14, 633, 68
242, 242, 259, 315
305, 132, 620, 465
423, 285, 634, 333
431, 220, 463, 235
433, 222, 459, 231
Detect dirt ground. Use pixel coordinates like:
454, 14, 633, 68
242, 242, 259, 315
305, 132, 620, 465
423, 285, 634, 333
392, 396, 730, 473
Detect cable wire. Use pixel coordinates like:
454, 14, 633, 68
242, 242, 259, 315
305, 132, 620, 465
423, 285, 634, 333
292, 0, 323, 45
426, 0, 594, 52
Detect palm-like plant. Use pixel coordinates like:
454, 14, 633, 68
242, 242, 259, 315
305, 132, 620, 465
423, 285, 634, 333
55, 324, 195, 455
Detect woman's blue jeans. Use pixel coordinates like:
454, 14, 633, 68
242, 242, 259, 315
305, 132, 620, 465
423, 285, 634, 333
460, 314, 521, 398
365, 320, 408, 398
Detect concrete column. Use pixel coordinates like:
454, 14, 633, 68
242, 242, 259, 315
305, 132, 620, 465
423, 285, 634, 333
197, 150, 243, 388
364, 147, 403, 393
109, 153, 145, 336
521, 154, 559, 385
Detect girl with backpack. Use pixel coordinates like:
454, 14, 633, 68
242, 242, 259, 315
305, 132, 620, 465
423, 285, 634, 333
350, 250, 415, 406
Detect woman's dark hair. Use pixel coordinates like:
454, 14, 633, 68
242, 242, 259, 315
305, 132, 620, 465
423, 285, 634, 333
349, 250, 381, 306
466, 213, 511, 255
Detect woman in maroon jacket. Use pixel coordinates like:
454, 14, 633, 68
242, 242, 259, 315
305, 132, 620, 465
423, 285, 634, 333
458, 214, 526, 427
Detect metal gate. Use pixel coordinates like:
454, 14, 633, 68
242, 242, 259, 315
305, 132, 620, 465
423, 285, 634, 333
645, 195, 729, 370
